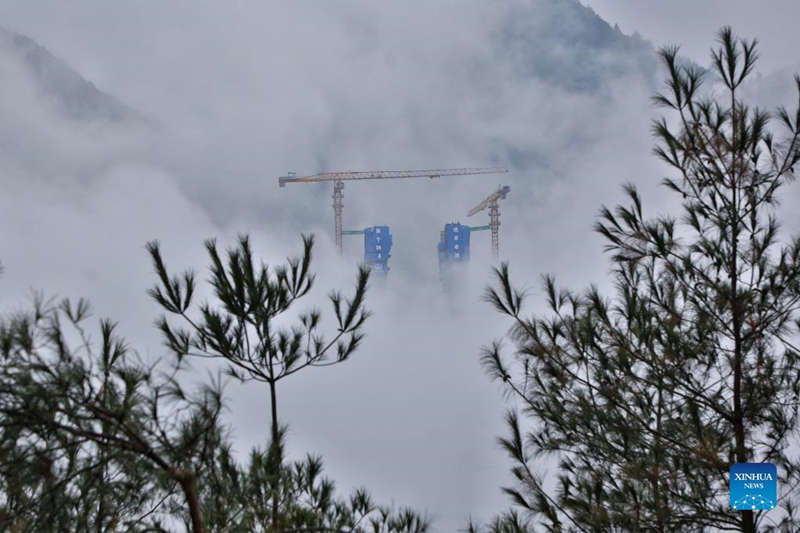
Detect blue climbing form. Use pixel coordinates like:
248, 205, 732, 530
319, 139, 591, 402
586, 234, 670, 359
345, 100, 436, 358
364, 226, 393, 273
438, 223, 472, 273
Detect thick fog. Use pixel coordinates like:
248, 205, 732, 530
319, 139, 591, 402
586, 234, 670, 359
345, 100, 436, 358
1, 1, 799, 529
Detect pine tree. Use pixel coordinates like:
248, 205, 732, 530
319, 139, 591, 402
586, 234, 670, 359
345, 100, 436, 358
199, 428, 429, 532
1, 236, 428, 532
147, 234, 370, 530
477, 28, 800, 532
0, 295, 226, 532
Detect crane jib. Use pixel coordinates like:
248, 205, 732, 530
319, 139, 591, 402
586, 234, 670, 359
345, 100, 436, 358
278, 167, 507, 185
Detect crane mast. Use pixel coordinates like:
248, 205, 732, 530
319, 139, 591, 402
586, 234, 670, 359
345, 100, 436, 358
279, 167, 508, 253
332, 180, 345, 251
467, 185, 511, 259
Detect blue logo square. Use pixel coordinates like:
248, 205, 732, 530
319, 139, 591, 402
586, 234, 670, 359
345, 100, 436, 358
730, 463, 777, 511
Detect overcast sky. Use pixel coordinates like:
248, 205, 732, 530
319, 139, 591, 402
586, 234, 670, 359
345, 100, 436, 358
1, 1, 799, 530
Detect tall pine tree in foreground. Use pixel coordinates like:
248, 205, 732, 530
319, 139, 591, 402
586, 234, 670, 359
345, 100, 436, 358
147, 234, 370, 530
475, 28, 800, 532
1, 236, 428, 532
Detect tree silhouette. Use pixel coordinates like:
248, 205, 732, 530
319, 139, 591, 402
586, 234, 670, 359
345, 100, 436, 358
476, 28, 800, 532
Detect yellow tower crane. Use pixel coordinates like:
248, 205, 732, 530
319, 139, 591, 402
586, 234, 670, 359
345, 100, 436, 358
279, 168, 509, 253
467, 185, 511, 259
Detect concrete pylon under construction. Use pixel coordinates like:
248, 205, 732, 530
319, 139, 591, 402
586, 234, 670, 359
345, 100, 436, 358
467, 185, 510, 259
